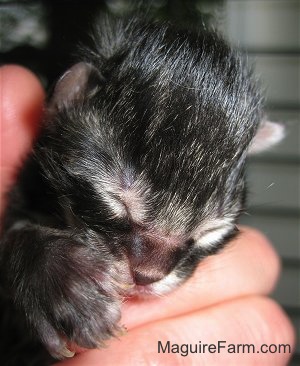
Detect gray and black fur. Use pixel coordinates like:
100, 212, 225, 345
0, 15, 282, 359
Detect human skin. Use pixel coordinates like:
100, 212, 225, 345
0, 65, 295, 365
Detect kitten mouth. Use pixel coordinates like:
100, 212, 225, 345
114, 277, 156, 297
126, 283, 156, 298
120, 265, 178, 297
125, 284, 157, 298
127, 278, 177, 298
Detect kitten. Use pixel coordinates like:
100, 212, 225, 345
0, 16, 284, 359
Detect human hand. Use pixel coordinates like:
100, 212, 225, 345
1, 65, 295, 366
0, 65, 44, 214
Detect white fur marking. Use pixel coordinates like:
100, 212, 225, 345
93, 171, 149, 222
193, 218, 234, 249
119, 188, 148, 222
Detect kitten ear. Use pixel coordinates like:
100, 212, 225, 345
49, 62, 99, 111
248, 120, 285, 154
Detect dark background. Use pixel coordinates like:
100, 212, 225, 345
0, 0, 220, 89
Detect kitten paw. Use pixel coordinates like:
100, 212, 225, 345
2, 227, 131, 359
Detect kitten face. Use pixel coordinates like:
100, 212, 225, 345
37, 95, 247, 295
44, 158, 242, 296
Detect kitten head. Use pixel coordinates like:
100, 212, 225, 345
37, 18, 283, 295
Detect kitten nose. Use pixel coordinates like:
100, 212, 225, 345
133, 270, 164, 285
126, 232, 184, 285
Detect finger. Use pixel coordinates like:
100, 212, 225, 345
121, 227, 280, 329
56, 296, 295, 366
0, 65, 45, 211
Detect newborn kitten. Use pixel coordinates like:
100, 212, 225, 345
0, 16, 284, 359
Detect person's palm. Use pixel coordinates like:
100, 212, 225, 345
0, 66, 295, 365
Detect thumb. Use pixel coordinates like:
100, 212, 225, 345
0, 65, 45, 212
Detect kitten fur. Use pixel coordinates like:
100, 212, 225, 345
0, 15, 282, 359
